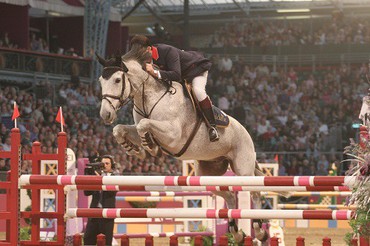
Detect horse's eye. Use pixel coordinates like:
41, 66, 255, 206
115, 78, 121, 83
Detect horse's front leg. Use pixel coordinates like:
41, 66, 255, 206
136, 119, 180, 157
113, 124, 147, 159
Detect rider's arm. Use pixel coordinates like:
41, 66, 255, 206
157, 47, 181, 81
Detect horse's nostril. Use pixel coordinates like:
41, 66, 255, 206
107, 112, 111, 120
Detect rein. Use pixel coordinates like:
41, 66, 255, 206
154, 115, 202, 157
133, 78, 169, 119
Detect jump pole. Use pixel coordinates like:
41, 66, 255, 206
65, 185, 350, 192
20, 175, 356, 187
0, 128, 21, 245
263, 191, 352, 197
66, 208, 354, 220
116, 196, 184, 202
278, 204, 355, 210
113, 231, 214, 239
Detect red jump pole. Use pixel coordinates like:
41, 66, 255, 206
5, 170, 10, 242
322, 237, 331, 246
244, 236, 253, 246
97, 233, 106, 246
73, 233, 82, 246
56, 132, 67, 244
121, 234, 129, 246
219, 235, 228, 246
145, 235, 153, 246
271, 237, 279, 246
7, 128, 20, 245
25, 141, 42, 244
296, 236, 305, 246
360, 236, 370, 246
169, 235, 178, 246
194, 235, 203, 246
351, 238, 358, 246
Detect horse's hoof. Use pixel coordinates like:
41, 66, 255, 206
228, 219, 238, 233
253, 221, 268, 242
236, 230, 247, 246
141, 132, 154, 148
254, 229, 269, 242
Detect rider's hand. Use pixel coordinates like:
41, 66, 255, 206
145, 63, 158, 78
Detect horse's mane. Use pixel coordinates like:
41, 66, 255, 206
122, 44, 175, 93
122, 44, 151, 69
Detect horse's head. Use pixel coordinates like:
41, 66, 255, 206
97, 53, 131, 124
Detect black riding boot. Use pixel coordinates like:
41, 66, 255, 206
199, 97, 220, 142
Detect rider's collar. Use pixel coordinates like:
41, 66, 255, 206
152, 46, 159, 60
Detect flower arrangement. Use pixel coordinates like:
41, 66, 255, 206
343, 125, 370, 244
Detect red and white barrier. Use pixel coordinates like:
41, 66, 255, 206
117, 191, 213, 196
278, 204, 356, 210
113, 231, 214, 239
116, 196, 183, 202
20, 175, 356, 187
66, 208, 354, 220
65, 184, 350, 192
263, 191, 352, 197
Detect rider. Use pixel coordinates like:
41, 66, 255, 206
129, 35, 219, 142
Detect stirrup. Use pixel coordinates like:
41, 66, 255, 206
209, 126, 219, 142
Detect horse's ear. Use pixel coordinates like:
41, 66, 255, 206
114, 52, 122, 64
122, 62, 129, 73
95, 52, 107, 67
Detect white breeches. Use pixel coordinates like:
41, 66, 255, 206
192, 71, 208, 101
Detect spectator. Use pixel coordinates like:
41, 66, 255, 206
83, 155, 118, 246
316, 163, 328, 176
0, 158, 9, 171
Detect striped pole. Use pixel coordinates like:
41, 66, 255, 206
113, 231, 214, 239
116, 196, 183, 202
117, 191, 213, 197
65, 185, 350, 192
66, 208, 354, 220
263, 191, 352, 197
278, 204, 356, 210
20, 175, 356, 187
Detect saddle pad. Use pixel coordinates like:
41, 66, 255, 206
212, 106, 230, 128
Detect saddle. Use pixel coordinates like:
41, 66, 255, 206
184, 82, 230, 128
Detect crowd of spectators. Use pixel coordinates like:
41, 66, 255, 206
29, 33, 49, 53
0, 32, 18, 49
207, 56, 367, 176
0, 55, 368, 177
0, 35, 369, 175
0, 31, 80, 56
208, 16, 370, 48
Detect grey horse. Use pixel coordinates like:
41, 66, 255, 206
97, 53, 268, 244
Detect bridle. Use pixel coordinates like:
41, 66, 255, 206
101, 66, 131, 112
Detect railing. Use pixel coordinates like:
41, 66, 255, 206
202, 44, 370, 70
0, 47, 93, 84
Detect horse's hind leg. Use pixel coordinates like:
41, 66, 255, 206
195, 160, 246, 244
231, 155, 269, 243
